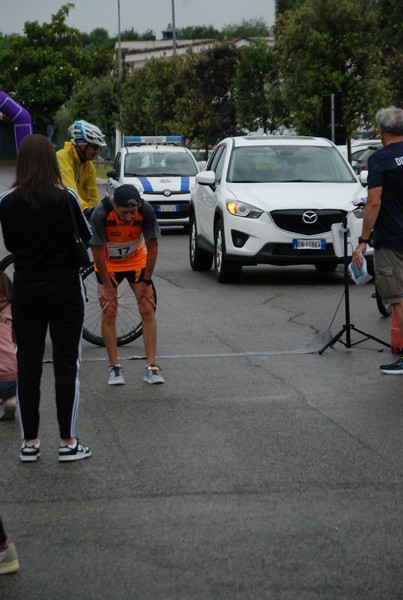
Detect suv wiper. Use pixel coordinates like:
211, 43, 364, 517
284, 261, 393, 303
231, 179, 257, 183
281, 179, 323, 183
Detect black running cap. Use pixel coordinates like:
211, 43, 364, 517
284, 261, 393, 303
113, 184, 141, 207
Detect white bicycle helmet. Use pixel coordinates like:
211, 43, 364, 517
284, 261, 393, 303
68, 120, 106, 147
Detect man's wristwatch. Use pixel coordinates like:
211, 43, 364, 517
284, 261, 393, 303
358, 236, 369, 244
142, 279, 152, 285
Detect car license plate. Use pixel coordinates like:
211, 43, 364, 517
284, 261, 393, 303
293, 239, 326, 250
157, 204, 179, 212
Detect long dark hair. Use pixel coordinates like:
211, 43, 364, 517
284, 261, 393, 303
13, 134, 63, 210
0, 271, 13, 311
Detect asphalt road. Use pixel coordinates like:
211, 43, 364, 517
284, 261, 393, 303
0, 165, 402, 599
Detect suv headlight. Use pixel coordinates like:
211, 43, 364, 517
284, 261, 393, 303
353, 207, 365, 219
226, 200, 263, 219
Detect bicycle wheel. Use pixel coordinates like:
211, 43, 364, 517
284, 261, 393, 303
80, 262, 157, 346
0, 253, 15, 278
374, 285, 392, 317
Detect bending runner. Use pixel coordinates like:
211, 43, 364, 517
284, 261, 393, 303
89, 184, 164, 385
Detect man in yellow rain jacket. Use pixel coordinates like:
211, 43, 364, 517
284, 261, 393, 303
57, 120, 107, 217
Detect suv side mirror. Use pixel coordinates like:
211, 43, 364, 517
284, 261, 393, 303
359, 170, 368, 186
196, 171, 216, 188
107, 168, 117, 179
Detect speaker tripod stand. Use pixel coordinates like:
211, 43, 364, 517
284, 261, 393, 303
319, 214, 391, 355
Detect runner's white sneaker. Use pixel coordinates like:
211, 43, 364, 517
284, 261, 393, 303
144, 364, 164, 385
108, 365, 126, 385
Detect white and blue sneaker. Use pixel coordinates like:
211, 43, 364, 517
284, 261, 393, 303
144, 364, 164, 385
108, 365, 126, 385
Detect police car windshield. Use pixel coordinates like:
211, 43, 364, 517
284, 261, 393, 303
124, 152, 198, 177
228, 145, 356, 183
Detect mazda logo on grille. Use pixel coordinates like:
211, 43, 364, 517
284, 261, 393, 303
302, 210, 318, 224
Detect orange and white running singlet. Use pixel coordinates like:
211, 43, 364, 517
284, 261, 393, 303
89, 198, 161, 273
102, 209, 146, 271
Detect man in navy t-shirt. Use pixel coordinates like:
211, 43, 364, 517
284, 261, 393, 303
352, 106, 403, 373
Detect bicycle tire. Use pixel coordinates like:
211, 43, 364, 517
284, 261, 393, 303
375, 286, 392, 317
80, 262, 157, 347
0, 253, 15, 276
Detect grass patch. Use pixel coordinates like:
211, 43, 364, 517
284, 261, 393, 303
94, 161, 113, 179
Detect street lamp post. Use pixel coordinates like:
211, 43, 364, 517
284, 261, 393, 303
118, 0, 122, 78
116, 0, 123, 154
171, 0, 177, 56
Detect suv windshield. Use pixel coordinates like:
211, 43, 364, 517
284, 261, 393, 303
124, 151, 198, 177
228, 145, 356, 184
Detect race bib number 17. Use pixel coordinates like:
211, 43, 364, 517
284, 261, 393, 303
106, 240, 138, 260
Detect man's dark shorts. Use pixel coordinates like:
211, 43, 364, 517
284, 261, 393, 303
95, 268, 146, 288
374, 247, 403, 304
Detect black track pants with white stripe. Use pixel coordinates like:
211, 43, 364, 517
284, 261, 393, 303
12, 270, 85, 440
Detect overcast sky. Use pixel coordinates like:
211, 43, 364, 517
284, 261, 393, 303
1, 0, 276, 38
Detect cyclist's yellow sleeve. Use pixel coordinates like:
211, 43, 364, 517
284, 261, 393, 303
57, 142, 99, 211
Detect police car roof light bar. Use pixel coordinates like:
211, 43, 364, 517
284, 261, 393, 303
124, 135, 183, 146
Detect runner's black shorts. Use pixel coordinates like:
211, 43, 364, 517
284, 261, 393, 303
95, 268, 146, 288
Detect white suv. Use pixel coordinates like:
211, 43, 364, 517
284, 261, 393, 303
189, 135, 368, 282
106, 136, 199, 227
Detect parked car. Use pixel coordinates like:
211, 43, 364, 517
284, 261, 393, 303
351, 142, 382, 174
189, 135, 369, 282
336, 140, 382, 173
106, 136, 200, 228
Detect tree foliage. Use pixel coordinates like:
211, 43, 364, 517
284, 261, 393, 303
54, 75, 119, 148
178, 25, 220, 40
82, 27, 113, 49
221, 18, 271, 39
119, 43, 241, 149
119, 28, 155, 42
275, 0, 305, 15
233, 42, 280, 132
274, 0, 390, 137
0, 4, 112, 132
0, 2, 402, 155
0, 33, 18, 53
377, 0, 403, 104
0, 5, 83, 132
119, 55, 189, 136
174, 43, 242, 149
177, 19, 272, 41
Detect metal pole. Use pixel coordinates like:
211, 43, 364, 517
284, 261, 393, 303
330, 93, 335, 143
171, 0, 177, 56
118, 0, 122, 78
116, 0, 122, 154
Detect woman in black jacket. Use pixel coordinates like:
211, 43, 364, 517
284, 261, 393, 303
0, 134, 92, 463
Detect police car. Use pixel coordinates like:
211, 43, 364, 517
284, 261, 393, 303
106, 136, 200, 228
